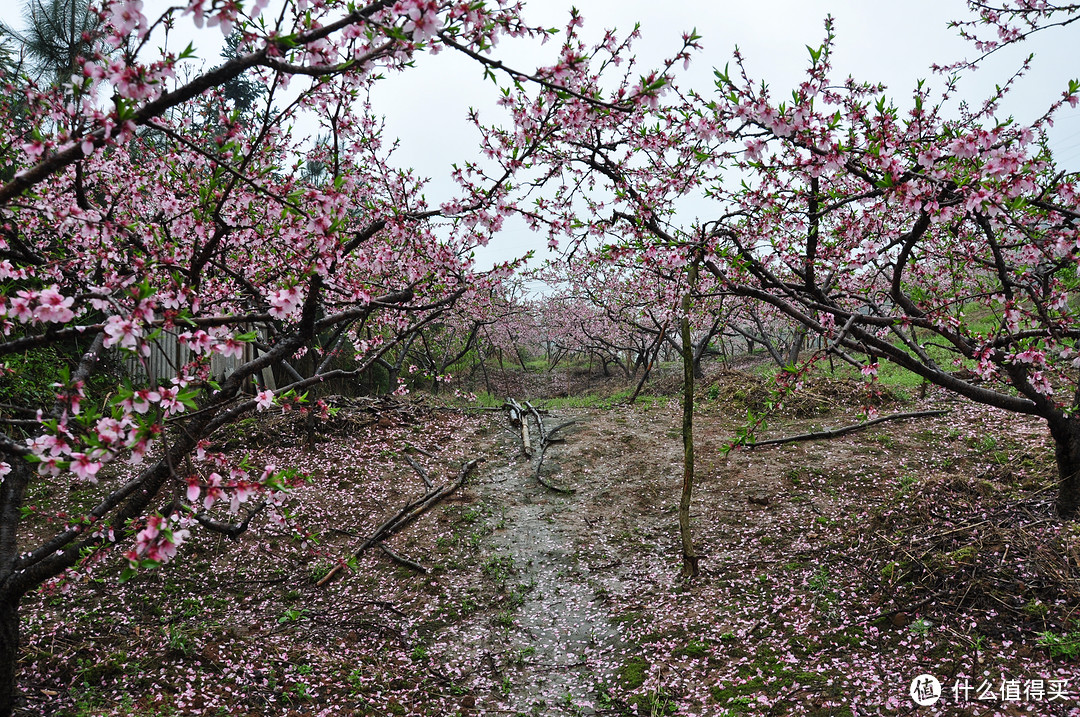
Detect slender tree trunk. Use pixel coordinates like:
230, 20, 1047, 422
479, 347, 493, 396
785, 326, 807, 366
1049, 416, 1080, 519
0, 595, 19, 717
0, 449, 28, 717
679, 261, 700, 579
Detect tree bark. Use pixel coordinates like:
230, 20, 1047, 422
679, 260, 700, 579
1049, 416, 1080, 519
784, 325, 807, 366
0, 596, 18, 717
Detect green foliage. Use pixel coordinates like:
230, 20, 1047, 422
0, 339, 117, 412
1036, 630, 1080, 660
808, 567, 831, 593
0, 0, 103, 85
278, 608, 308, 624
0, 347, 65, 408
540, 388, 665, 410
482, 555, 516, 586
908, 618, 933, 636
471, 391, 503, 407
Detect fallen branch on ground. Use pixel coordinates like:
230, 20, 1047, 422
500, 399, 576, 493
742, 410, 949, 449
525, 401, 546, 445
377, 541, 429, 574
505, 398, 533, 457
404, 442, 435, 458
534, 415, 577, 494
317, 458, 482, 586
403, 453, 433, 489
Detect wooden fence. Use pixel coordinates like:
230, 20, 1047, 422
125, 327, 276, 390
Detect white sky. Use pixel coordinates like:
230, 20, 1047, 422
3, 0, 1078, 269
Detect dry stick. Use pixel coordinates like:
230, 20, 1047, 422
403, 453, 433, 489
405, 442, 435, 458
505, 398, 533, 457
317, 458, 482, 586
520, 412, 532, 458
376, 542, 429, 574
742, 409, 949, 449
534, 419, 578, 494
524, 401, 547, 445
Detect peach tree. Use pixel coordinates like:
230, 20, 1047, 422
0, 0, 668, 712
490, 1, 1080, 556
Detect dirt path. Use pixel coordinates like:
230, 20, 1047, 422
441, 404, 685, 714
477, 451, 625, 714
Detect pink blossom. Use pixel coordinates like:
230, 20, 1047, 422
744, 138, 766, 163
268, 286, 302, 319
33, 286, 75, 323
186, 475, 201, 502
157, 386, 185, 415
181, 330, 213, 355
95, 417, 125, 444
229, 482, 256, 513
397, 0, 441, 41
8, 292, 34, 323
22, 139, 45, 159
131, 388, 159, 413
218, 336, 246, 359
203, 472, 224, 509
109, 0, 147, 37
103, 315, 142, 349
70, 453, 101, 482
1013, 348, 1045, 366
255, 390, 274, 411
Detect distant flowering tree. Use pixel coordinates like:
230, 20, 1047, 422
0, 0, 676, 712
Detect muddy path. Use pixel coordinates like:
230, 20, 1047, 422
432, 403, 688, 714
476, 449, 622, 714
424, 393, 1076, 716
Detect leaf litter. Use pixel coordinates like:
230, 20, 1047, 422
15, 374, 1080, 716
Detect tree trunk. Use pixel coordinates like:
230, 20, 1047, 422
679, 261, 700, 579
1049, 416, 1080, 519
479, 348, 493, 396
0, 595, 18, 717
692, 344, 705, 380
785, 326, 807, 366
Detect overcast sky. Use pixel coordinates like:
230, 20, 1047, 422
3, 1, 1078, 268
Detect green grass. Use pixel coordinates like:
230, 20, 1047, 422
1037, 630, 1080, 660
539, 387, 667, 410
